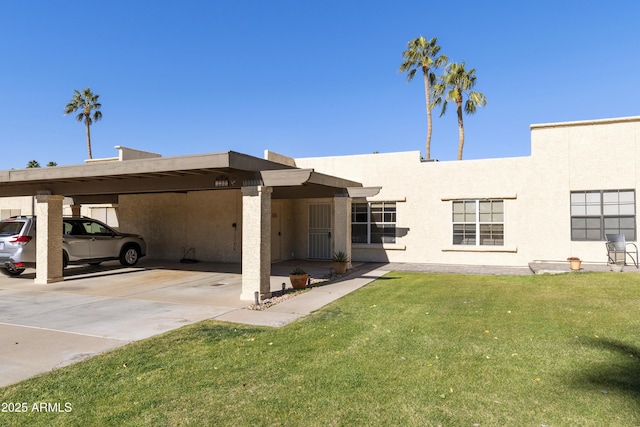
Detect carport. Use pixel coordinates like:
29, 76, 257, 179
0, 147, 379, 300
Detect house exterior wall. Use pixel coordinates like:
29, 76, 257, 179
295, 152, 531, 265
0, 190, 304, 265
2, 116, 638, 268
116, 190, 308, 264
118, 190, 245, 262
0, 196, 37, 218
295, 116, 640, 266
531, 117, 640, 263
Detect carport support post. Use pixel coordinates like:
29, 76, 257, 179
34, 194, 64, 284
333, 194, 352, 267
70, 204, 81, 218
240, 186, 272, 301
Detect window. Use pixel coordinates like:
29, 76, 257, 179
452, 200, 504, 246
570, 190, 636, 241
86, 221, 111, 236
352, 202, 396, 244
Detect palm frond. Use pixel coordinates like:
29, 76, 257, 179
438, 100, 448, 117
469, 91, 487, 106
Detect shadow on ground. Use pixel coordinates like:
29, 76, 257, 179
571, 338, 640, 398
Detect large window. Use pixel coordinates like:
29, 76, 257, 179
452, 200, 504, 246
570, 190, 636, 241
352, 202, 396, 244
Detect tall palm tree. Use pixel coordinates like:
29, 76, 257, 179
432, 62, 486, 160
399, 36, 448, 160
64, 88, 102, 159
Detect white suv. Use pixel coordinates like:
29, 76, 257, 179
0, 216, 146, 276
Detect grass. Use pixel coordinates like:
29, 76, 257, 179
2, 272, 640, 426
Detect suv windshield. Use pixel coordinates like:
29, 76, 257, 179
0, 221, 26, 236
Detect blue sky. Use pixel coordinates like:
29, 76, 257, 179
0, 1, 638, 170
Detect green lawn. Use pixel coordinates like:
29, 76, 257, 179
2, 272, 640, 426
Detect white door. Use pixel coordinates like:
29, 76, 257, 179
308, 203, 331, 259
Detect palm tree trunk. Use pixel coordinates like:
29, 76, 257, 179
456, 102, 464, 160
85, 121, 93, 159
423, 69, 432, 160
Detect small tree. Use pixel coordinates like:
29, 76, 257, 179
64, 88, 102, 159
47, 161, 58, 167
26, 160, 40, 168
432, 62, 486, 160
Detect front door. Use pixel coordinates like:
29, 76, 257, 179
308, 203, 331, 259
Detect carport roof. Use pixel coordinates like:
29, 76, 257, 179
0, 150, 373, 200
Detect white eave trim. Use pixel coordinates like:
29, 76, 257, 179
441, 194, 517, 201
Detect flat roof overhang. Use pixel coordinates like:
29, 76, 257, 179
0, 150, 376, 200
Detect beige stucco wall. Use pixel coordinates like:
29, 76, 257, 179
2, 116, 638, 268
0, 190, 306, 264
0, 196, 80, 219
117, 190, 307, 264
295, 116, 640, 266
296, 152, 531, 265
530, 117, 640, 263
0, 196, 35, 218
118, 190, 245, 262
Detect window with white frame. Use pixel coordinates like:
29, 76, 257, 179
570, 190, 636, 241
352, 202, 396, 244
452, 200, 504, 246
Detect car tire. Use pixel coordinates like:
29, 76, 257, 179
63, 251, 69, 268
119, 245, 140, 266
1, 266, 25, 277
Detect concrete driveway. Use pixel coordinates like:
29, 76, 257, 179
0, 260, 250, 387
0, 259, 383, 387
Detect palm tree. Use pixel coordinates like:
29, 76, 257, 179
399, 36, 448, 160
432, 62, 486, 160
26, 160, 40, 168
64, 88, 103, 159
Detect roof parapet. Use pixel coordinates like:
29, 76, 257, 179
85, 146, 162, 164
264, 150, 296, 167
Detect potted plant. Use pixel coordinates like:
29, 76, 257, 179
567, 257, 582, 271
332, 251, 350, 275
610, 260, 624, 272
289, 266, 309, 289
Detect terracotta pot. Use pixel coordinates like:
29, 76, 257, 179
289, 274, 309, 289
332, 261, 348, 275
569, 260, 581, 271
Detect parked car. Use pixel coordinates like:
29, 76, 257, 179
0, 216, 146, 276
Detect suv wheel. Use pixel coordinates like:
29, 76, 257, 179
119, 245, 140, 266
1, 266, 25, 276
